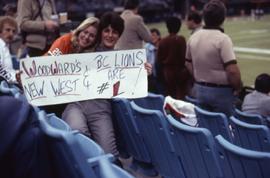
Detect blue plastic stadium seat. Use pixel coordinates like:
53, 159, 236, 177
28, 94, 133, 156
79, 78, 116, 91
75, 133, 114, 162
234, 108, 265, 125
88, 155, 134, 178
229, 116, 270, 151
46, 113, 72, 131
0, 80, 20, 98
37, 110, 133, 178
195, 106, 233, 142
111, 98, 157, 176
132, 92, 165, 111
0, 80, 28, 102
215, 135, 270, 178
38, 110, 96, 178
38, 110, 114, 178
167, 115, 223, 178
185, 95, 199, 105
112, 98, 151, 161
130, 101, 185, 178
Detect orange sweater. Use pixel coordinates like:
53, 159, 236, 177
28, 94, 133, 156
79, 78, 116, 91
47, 33, 75, 56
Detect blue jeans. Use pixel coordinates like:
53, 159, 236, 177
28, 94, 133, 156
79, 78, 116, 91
195, 84, 235, 117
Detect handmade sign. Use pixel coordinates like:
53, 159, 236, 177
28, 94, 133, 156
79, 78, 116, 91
20, 49, 148, 106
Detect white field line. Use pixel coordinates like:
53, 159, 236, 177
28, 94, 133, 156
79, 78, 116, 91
232, 32, 269, 41
234, 47, 270, 55
236, 53, 270, 61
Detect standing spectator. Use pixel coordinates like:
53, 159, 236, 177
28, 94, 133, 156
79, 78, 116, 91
0, 16, 19, 83
185, 0, 242, 116
157, 16, 190, 99
115, 0, 151, 50
16, 0, 59, 57
185, 11, 203, 98
242, 73, 270, 118
144, 28, 161, 93
186, 11, 202, 35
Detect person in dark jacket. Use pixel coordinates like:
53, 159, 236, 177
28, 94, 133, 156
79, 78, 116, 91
0, 95, 54, 178
157, 16, 191, 99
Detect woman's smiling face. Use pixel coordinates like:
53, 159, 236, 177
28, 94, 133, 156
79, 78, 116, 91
77, 25, 98, 49
101, 25, 120, 49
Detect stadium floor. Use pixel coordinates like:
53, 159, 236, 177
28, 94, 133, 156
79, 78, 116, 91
120, 157, 161, 178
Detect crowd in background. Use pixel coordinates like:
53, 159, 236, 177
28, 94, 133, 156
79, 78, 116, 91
1, 0, 270, 177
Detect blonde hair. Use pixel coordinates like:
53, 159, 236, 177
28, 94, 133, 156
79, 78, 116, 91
71, 17, 99, 49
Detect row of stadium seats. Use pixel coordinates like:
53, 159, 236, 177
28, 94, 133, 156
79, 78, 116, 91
195, 106, 270, 152
112, 93, 270, 178
185, 94, 267, 125
37, 110, 133, 178
0, 80, 134, 178
2, 79, 270, 178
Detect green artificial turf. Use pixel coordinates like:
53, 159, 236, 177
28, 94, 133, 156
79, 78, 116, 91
147, 15, 270, 86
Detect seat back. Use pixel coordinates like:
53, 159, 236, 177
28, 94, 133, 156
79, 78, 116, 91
111, 98, 152, 163
97, 156, 134, 178
167, 116, 223, 178
86, 155, 134, 178
46, 113, 72, 131
130, 101, 186, 178
75, 133, 106, 157
38, 110, 97, 178
185, 95, 198, 105
195, 106, 233, 142
215, 135, 270, 178
234, 108, 265, 125
132, 92, 164, 111
229, 116, 270, 151
0, 80, 21, 99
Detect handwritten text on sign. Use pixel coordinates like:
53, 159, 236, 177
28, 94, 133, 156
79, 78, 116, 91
20, 49, 148, 106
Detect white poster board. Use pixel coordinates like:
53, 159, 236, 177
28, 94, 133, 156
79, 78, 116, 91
20, 49, 148, 106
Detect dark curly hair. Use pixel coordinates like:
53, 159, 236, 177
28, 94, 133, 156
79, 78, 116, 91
97, 12, 124, 44
203, 0, 226, 27
166, 16, 181, 34
124, 0, 139, 10
255, 73, 270, 94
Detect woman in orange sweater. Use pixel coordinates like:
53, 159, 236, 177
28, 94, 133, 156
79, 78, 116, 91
41, 17, 99, 117
47, 17, 99, 56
